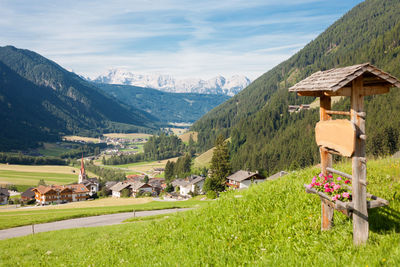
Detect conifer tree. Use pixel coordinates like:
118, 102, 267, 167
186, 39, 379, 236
204, 134, 231, 192
164, 160, 175, 182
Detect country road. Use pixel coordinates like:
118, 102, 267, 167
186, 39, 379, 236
0, 208, 190, 240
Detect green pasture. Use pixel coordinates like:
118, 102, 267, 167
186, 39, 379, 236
0, 199, 209, 230
0, 170, 77, 187
1, 157, 399, 266
37, 143, 67, 157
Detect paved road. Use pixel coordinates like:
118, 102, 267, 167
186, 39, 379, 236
0, 208, 189, 240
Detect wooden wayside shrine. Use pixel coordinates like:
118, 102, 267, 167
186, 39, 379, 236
289, 63, 400, 245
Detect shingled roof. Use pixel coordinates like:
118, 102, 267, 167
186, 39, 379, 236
289, 63, 400, 93
227, 170, 264, 182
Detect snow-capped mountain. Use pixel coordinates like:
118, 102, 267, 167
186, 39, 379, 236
92, 69, 251, 96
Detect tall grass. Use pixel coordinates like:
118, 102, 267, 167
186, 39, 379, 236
1, 158, 399, 266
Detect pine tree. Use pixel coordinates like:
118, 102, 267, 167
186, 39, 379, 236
204, 134, 231, 192
164, 160, 175, 182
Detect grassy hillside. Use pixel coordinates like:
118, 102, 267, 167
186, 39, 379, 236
193, 146, 214, 168
192, 0, 400, 174
1, 157, 399, 265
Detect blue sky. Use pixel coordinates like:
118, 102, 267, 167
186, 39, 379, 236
0, 0, 363, 80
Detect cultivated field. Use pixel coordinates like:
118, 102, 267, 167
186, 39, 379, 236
103, 133, 152, 139
37, 143, 67, 157
115, 157, 179, 174
62, 135, 101, 143
0, 164, 95, 189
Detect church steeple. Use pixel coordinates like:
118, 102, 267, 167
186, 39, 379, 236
78, 154, 86, 183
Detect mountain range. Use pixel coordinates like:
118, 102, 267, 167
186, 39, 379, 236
0, 46, 158, 150
92, 69, 251, 96
0, 46, 232, 150
192, 0, 400, 175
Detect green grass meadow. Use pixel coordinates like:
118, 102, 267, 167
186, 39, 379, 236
1, 158, 399, 266
0, 199, 208, 230
0, 170, 77, 186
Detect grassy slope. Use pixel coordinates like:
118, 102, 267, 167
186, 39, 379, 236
193, 146, 214, 168
0, 199, 208, 230
1, 158, 399, 266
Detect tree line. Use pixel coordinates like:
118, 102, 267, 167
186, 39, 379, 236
103, 133, 188, 165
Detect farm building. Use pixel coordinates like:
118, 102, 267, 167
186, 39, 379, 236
226, 170, 266, 189
171, 175, 205, 196
21, 187, 35, 202
32, 184, 89, 205
110, 181, 153, 198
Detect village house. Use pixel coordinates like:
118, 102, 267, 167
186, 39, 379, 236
78, 156, 99, 196
110, 181, 153, 198
172, 175, 205, 196
0, 188, 10, 205
148, 178, 165, 195
226, 170, 266, 189
21, 187, 35, 202
32, 184, 89, 205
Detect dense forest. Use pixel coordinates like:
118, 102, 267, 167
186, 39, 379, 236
0, 46, 158, 151
192, 0, 400, 175
96, 83, 230, 123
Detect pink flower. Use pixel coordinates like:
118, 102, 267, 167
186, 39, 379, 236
333, 184, 341, 191
342, 192, 350, 198
324, 188, 330, 193
312, 177, 317, 183
319, 173, 323, 178
324, 183, 330, 188
337, 177, 342, 181
332, 195, 338, 201
331, 182, 336, 187
328, 174, 333, 178
344, 180, 351, 184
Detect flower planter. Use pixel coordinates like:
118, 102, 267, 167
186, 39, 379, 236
304, 184, 389, 217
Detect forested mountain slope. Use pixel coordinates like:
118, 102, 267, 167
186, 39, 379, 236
192, 0, 400, 174
0, 46, 158, 150
96, 83, 230, 123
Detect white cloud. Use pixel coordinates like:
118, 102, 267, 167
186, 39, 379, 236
0, 0, 360, 80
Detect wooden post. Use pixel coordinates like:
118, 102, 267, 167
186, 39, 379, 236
319, 95, 333, 230
351, 76, 368, 245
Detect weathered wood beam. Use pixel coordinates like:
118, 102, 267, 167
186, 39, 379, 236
319, 95, 334, 231
324, 85, 390, 97
351, 75, 368, 245
325, 110, 351, 116
326, 167, 367, 186
297, 91, 324, 97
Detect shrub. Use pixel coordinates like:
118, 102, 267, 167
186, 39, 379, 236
206, 191, 217, 199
